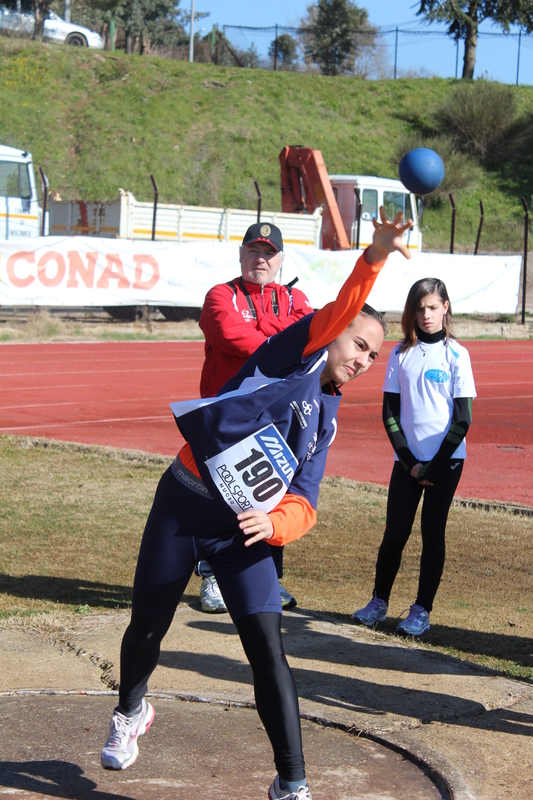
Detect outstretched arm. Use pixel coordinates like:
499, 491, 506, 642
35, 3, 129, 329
304, 209, 413, 356
367, 208, 413, 263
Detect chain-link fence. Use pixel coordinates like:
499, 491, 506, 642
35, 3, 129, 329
220, 24, 533, 84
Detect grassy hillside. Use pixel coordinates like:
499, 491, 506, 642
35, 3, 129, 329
1, 37, 533, 253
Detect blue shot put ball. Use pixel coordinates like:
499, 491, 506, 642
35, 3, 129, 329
399, 148, 445, 195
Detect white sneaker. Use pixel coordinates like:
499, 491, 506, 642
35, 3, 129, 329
279, 583, 297, 610
101, 699, 155, 770
268, 775, 312, 799
200, 576, 227, 613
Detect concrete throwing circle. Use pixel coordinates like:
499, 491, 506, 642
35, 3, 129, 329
0, 694, 446, 799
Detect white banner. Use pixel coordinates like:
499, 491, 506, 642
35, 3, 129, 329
0, 237, 522, 313
284, 247, 523, 314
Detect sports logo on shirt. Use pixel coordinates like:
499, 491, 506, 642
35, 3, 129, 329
205, 424, 298, 513
425, 369, 449, 383
302, 401, 313, 416
306, 432, 318, 461
242, 309, 254, 322
290, 401, 308, 429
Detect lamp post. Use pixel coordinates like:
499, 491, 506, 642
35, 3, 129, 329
188, 0, 195, 62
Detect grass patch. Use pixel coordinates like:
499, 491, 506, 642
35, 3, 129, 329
0, 435, 165, 614
1, 436, 531, 681
1, 38, 533, 254
287, 476, 533, 681
0, 312, 204, 343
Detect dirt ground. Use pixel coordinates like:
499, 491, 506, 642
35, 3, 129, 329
1, 607, 532, 799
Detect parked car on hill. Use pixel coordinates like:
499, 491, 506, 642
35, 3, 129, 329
0, 0, 104, 48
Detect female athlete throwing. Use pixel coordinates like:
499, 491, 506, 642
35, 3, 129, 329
101, 209, 412, 800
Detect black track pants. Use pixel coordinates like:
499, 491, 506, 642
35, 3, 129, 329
119, 610, 305, 782
374, 459, 463, 612
117, 466, 305, 783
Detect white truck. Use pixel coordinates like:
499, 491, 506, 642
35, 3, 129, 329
329, 174, 423, 253
48, 191, 325, 247
1, 144, 423, 252
0, 145, 44, 239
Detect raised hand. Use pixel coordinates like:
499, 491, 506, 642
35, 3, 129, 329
366, 207, 413, 263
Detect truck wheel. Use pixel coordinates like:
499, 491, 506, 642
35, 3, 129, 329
159, 307, 202, 323
65, 33, 87, 46
103, 306, 141, 322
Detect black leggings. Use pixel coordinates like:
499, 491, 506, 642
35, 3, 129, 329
374, 459, 463, 612
119, 610, 304, 781
117, 466, 305, 783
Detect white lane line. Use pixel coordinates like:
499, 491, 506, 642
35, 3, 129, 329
0, 397, 170, 411
1, 366, 199, 379
0, 414, 171, 432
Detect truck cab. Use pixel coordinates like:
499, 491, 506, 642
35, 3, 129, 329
329, 175, 422, 253
0, 145, 42, 239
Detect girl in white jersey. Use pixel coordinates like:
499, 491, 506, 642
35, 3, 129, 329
352, 278, 476, 636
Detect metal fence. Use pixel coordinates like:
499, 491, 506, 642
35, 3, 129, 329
221, 24, 533, 85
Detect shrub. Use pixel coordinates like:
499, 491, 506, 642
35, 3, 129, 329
394, 134, 481, 206
434, 81, 533, 164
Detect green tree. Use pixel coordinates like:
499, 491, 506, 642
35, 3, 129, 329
33, 0, 54, 38
417, 1, 533, 80
241, 42, 260, 68
302, 0, 373, 76
269, 33, 298, 70
75, 0, 188, 52
116, 0, 188, 53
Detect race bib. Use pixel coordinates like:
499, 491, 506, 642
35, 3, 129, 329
205, 424, 298, 514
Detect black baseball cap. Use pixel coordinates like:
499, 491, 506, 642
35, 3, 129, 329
241, 222, 283, 252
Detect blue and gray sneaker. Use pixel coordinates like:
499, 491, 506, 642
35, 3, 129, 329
351, 595, 388, 627
396, 604, 430, 636
279, 583, 297, 610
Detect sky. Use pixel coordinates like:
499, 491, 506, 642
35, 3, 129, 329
189, 0, 533, 85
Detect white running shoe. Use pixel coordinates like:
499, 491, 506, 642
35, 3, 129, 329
279, 583, 297, 610
268, 775, 312, 799
200, 576, 227, 613
101, 699, 155, 770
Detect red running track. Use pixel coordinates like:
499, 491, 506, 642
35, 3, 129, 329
1, 340, 532, 507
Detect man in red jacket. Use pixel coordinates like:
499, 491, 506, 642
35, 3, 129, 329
197, 222, 313, 612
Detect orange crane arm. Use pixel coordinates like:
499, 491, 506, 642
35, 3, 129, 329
279, 146, 350, 251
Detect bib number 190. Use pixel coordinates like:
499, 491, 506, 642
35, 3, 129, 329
235, 447, 283, 503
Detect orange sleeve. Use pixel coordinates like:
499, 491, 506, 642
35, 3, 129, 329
177, 446, 316, 544
268, 493, 317, 546
178, 442, 202, 478
302, 249, 386, 358
178, 250, 384, 485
